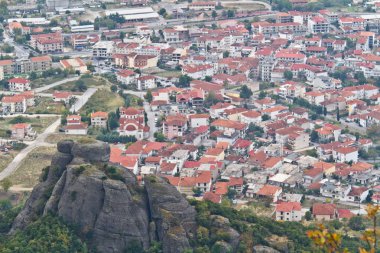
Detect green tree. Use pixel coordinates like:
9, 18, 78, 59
348, 216, 365, 231
108, 112, 119, 130
284, 70, 293, 80
212, 10, 217, 19
145, 89, 153, 103
305, 211, 312, 221
223, 51, 230, 58
227, 9, 235, 18
110, 85, 117, 92
262, 114, 270, 121
240, 85, 253, 99
0, 179, 12, 192
154, 132, 166, 142
75, 80, 87, 92
158, 8, 167, 16
227, 188, 237, 200
310, 130, 319, 143
177, 75, 192, 88
204, 76, 212, 82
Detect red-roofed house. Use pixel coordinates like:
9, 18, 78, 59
11, 123, 36, 140
91, 111, 108, 128
256, 184, 283, 202
312, 203, 338, 221
275, 202, 302, 221
333, 146, 359, 163
8, 78, 31, 92
1, 95, 27, 114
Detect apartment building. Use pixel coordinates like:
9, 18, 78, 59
30, 32, 63, 54
308, 16, 330, 34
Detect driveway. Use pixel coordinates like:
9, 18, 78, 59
0, 117, 61, 181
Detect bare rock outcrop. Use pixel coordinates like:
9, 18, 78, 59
10, 140, 198, 253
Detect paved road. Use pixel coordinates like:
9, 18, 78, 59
144, 102, 157, 141
0, 117, 61, 181
70, 87, 98, 113
33, 76, 81, 93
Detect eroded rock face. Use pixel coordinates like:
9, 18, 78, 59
253, 246, 281, 253
11, 140, 198, 253
144, 176, 197, 253
71, 141, 110, 163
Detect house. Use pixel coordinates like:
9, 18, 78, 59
8, 78, 31, 92
91, 111, 108, 128
53, 91, 73, 104
189, 114, 209, 128
166, 170, 212, 195
182, 64, 214, 79
241, 110, 261, 125
60, 58, 88, 74
1, 95, 27, 114
255, 184, 282, 202
275, 202, 302, 221
65, 115, 88, 135
137, 75, 156, 90
333, 146, 359, 163
312, 203, 338, 221
163, 114, 188, 140
11, 123, 36, 140
315, 124, 341, 142
116, 69, 136, 85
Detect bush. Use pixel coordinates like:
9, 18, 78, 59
9, 116, 30, 124
348, 216, 365, 231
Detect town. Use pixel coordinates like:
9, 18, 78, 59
2, 0, 380, 238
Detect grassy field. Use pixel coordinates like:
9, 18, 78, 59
223, 2, 266, 10
8, 146, 56, 188
45, 133, 96, 144
0, 151, 16, 173
0, 116, 59, 138
26, 97, 66, 114
31, 76, 65, 89
80, 88, 124, 114
237, 201, 274, 218
46, 76, 108, 93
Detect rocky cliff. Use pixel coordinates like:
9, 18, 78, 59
11, 140, 197, 253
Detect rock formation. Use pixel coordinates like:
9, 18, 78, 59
11, 140, 197, 253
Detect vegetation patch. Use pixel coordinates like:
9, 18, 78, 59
8, 147, 56, 188
80, 88, 124, 115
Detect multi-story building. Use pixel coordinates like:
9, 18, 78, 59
30, 32, 63, 54
163, 114, 188, 140
8, 77, 31, 92
91, 111, 108, 128
188, 1, 216, 11
137, 75, 156, 90
275, 202, 302, 221
92, 41, 115, 58
0, 56, 52, 77
308, 16, 330, 34
1, 95, 27, 114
